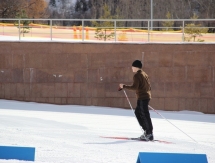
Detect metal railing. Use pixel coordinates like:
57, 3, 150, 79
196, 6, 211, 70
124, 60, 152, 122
0, 18, 214, 43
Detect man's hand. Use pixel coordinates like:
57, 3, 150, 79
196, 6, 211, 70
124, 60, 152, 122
119, 84, 124, 89
118, 84, 124, 91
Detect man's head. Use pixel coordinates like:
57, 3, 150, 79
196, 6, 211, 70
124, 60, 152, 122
132, 60, 142, 72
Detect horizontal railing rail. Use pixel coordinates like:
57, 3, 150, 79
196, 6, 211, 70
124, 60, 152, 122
0, 18, 214, 43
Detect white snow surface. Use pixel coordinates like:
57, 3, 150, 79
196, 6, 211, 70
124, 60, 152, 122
0, 99, 215, 163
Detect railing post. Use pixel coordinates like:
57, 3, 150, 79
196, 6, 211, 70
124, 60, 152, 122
82, 20, 84, 41
18, 19, 21, 41
50, 19, 52, 41
148, 20, 150, 42
114, 20, 116, 42
182, 20, 185, 42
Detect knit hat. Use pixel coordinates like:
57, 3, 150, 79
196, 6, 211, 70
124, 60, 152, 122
132, 60, 142, 68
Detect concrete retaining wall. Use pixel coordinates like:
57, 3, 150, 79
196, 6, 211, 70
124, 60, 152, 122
0, 42, 214, 113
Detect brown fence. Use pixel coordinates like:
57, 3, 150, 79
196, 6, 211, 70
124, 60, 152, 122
0, 42, 214, 113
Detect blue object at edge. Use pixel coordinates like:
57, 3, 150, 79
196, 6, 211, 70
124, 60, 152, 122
136, 152, 208, 163
0, 146, 35, 161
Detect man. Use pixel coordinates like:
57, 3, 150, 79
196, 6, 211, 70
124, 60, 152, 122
119, 60, 153, 141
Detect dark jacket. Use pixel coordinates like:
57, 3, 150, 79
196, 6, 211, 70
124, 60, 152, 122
123, 70, 151, 100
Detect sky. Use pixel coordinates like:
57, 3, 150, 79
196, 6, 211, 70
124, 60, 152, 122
0, 99, 215, 163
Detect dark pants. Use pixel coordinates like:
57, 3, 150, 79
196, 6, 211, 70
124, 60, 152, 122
135, 99, 153, 135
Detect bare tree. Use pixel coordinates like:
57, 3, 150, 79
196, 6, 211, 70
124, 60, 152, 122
0, 0, 27, 19
26, 0, 48, 19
